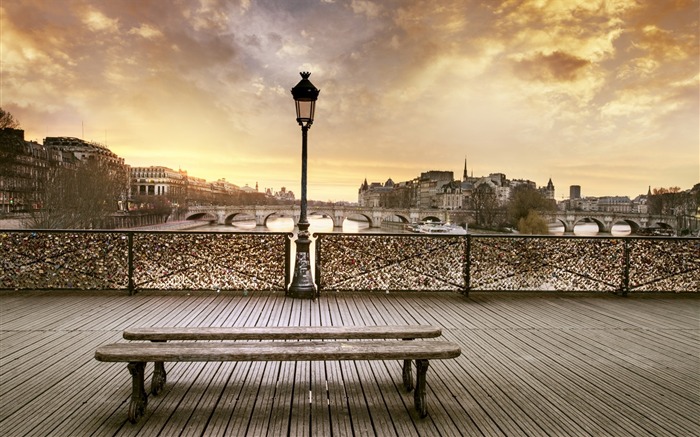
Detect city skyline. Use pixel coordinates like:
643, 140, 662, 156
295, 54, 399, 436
2, 0, 698, 202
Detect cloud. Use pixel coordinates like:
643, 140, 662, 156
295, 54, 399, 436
82, 9, 119, 32
128, 24, 163, 39
351, 0, 382, 18
512, 51, 591, 82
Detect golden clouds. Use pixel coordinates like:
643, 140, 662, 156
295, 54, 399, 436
1, 0, 697, 202
83, 9, 119, 33
351, 0, 382, 18
513, 51, 591, 82
128, 24, 163, 39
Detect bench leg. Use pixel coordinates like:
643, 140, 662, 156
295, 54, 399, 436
151, 362, 167, 395
402, 359, 414, 391
127, 362, 148, 423
414, 359, 429, 418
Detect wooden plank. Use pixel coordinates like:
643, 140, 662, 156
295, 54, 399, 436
354, 360, 396, 435
123, 325, 442, 341
339, 359, 375, 436
222, 360, 266, 436
244, 361, 283, 437
197, 361, 247, 436
267, 361, 295, 436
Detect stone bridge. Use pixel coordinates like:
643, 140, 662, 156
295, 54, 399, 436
180, 205, 453, 228
180, 205, 679, 233
545, 211, 678, 233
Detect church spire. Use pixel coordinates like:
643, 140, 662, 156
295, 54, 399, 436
462, 157, 468, 181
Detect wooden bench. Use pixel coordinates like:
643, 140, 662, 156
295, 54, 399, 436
95, 326, 460, 423
96, 340, 461, 423
122, 325, 443, 396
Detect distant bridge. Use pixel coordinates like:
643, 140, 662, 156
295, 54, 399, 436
545, 211, 678, 233
181, 205, 452, 228
180, 205, 679, 232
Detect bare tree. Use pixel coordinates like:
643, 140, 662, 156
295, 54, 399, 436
0, 108, 20, 129
470, 184, 499, 227
25, 158, 128, 229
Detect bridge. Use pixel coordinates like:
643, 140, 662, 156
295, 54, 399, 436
546, 211, 678, 233
179, 205, 679, 233
180, 205, 452, 228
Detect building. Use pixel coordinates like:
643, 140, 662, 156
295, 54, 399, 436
435, 180, 464, 209
131, 166, 187, 197
44, 136, 126, 167
1, 131, 130, 213
541, 178, 555, 200
358, 161, 556, 212
598, 196, 633, 213
358, 178, 396, 207
0, 129, 55, 212
272, 186, 295, 202
570, 185, 581, 200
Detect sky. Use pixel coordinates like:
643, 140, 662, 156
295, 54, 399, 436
2, 0, 698, 203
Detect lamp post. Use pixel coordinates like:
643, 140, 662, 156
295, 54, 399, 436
288, 72, 320, 299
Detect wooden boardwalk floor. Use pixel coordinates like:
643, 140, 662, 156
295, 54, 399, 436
0, 290, 698, 437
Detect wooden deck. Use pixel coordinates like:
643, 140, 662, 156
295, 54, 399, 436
1, 290, 698, 436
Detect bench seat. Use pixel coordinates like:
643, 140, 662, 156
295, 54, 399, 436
95, 340, 461, 423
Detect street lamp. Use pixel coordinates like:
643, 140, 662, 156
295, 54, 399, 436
288, 72, 320, 299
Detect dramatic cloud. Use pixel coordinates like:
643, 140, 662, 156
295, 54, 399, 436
2, 0, 698, 201
513, 51, 591, 82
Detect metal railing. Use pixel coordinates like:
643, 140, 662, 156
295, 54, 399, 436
0, 230, 290, 293
315, 233, 700, 294
1, 230, 697, 294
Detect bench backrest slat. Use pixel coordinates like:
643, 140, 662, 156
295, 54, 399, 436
123, 325, 442, 341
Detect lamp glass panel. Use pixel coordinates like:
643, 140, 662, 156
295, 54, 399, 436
295, 100, 315, 122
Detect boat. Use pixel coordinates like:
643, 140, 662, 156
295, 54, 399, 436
407, 220, 466, 234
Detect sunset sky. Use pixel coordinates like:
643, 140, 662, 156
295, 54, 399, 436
2, 0, 698, 202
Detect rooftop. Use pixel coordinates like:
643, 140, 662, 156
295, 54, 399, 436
1, 290, 698, 436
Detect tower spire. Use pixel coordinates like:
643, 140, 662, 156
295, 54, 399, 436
462, 157, 468, 181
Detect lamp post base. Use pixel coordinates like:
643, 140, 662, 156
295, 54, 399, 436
287, 229, 317, 299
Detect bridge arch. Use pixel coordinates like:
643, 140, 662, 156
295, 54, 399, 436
343, 212, 374, 228
611, 219, 642, 235
185, 212, 217, 223
223, 212, 256, 226
262, 212, 294, 228
572, 217, 606, 234
419, 215, 445, 224
549, 218, 570, 233
381, 213, 410, 224
309, 211, 337, 228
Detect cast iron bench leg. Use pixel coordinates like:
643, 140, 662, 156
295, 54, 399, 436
414, 359, 429, 418
151, 362, 167, 395
402, 359, 414, 391
127, 362, 148, 423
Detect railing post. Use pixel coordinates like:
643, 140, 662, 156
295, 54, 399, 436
284, 235, 292, 291
128, 232, 135, 295
464, 234, 471, 297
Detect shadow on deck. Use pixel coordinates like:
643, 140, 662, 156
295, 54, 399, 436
1, 290, 698, 436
